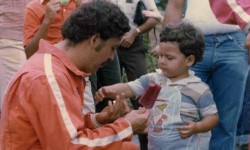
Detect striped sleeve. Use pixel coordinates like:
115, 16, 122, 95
209, 0, 250, 31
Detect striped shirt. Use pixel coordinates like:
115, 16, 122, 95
127, 69, 217, 121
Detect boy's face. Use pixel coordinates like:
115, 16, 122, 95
158, 42, 193, 81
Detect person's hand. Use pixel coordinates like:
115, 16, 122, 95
124, 107, 150, 134
96, 93, 131, 124
150, 45, 160, 57
176, 120, 197, 139
142, 10, 163, 22
79, 0, 92, 5
120, 31, 137, 48
245, 31, 250, 50
95, 86, 117, 101
43, 0, 60, 24
245, 31, 250, 64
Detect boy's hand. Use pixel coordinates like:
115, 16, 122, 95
95, 86, 117, 101
176, 120, 197, 139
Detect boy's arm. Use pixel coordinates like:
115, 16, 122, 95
177, 113, 219, 139
193, 113, 219, 133
95, 83, 135, 101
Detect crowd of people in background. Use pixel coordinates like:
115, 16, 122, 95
0, 0, 249, 150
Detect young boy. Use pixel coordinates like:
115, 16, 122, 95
95, 21, 219, 149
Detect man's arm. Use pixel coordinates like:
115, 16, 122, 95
23, 75, 149, 149
209, 0, 250, 31
23, 0, 60, 59
163, 0, 185, 27
120, 18, 158, 48
209, 0, 250, 59
120, 0, 159, 48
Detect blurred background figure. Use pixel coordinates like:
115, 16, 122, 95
0, 0, 31, 115
23, 0, 95, 114
162, 0, 249, 149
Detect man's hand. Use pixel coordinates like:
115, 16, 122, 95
245, 31, 250, 64
120, 30, 138, 48
176, 120, 197, 139
43, 0, 60, 24
96, 93, 131, 124
124, 107, 150, 134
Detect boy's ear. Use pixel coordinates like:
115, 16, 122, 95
186, 55, 195, 67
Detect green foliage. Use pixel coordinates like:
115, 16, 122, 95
156, 0, 168, 10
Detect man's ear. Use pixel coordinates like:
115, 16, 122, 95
89, 34, 104, 52
186, 55, 195, 67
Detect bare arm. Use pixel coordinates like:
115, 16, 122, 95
163, 0, 185, 27
120, 18, 158, 48
95, 83, 135, 101
177, 113, 219, 139
24, 0, 60, 58
246, 32, 250, 50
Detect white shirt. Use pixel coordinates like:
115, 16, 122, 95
110, 0, 158, 28
185, 0, 239, 35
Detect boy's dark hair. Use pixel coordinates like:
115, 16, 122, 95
160, 21, 205, 65
62, 0, 130, 45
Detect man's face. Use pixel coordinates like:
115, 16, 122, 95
87, 38, 120, 73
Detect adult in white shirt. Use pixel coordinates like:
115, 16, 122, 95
162, 0, 249, 149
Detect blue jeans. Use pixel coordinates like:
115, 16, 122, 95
190, 31, 248, 150
237, 66, 250, 136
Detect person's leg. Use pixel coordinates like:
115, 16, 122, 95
97, 52, 121, 86
0, 39, 26, 110
117, 36, 147, 82
95, 52, 121, 112
208, 31, 248, 150
191, 35, 214, 150
121, 142, 140, 150
236, 67, 250, 149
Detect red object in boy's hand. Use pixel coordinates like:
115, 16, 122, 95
139, 83, 161, 109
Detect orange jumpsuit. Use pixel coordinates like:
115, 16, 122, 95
23, 0, 76, 46
0, 40, 138, 150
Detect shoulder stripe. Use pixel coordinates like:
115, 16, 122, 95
44, 54, 78, 139
72, 126, 132, 146
227, 0, 250, 24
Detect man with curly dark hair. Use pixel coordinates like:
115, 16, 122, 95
0, 1, 150, 149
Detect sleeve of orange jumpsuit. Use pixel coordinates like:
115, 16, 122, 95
209, 0, 250, 31
21, 75, 135, 150
23, 3, 43, 46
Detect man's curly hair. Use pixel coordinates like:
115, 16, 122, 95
62, 0, 130, 45
160, 21, 205, 65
